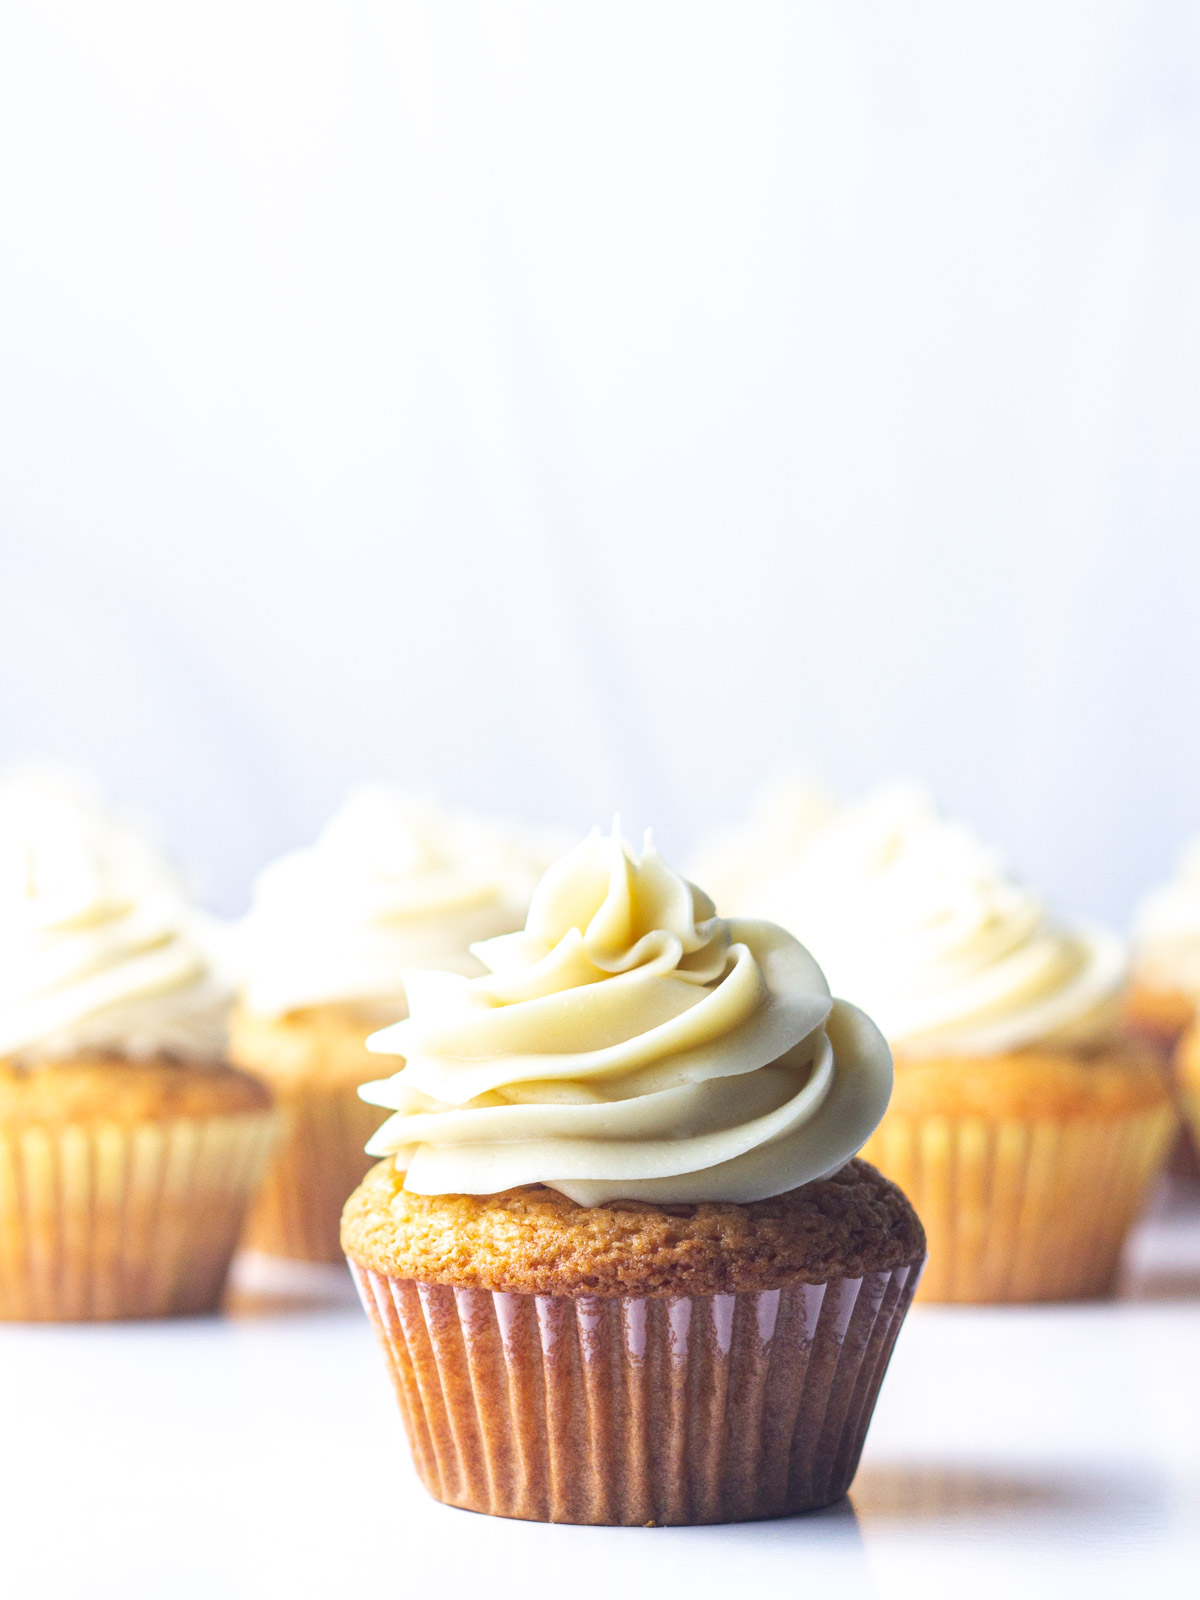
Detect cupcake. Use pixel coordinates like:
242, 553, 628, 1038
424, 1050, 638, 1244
232, 788, 559, 1261
718, 784, 1175, 1303
1171, 1021, 1200, 1164
342, 826, 923, 1526
688, 771, 837, 918
0, 771, 277, 1321
1127, 841, 1200, 1049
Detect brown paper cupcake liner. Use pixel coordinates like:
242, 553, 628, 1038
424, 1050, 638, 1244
861, 1106, 1175, 1302
0, 1111, 279, 1321
350, 1261, 921, 1525
242, 1088, 383, 1261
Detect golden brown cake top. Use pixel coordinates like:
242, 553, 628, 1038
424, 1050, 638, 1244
0, 1053, 273, 1125
341, 1156, 925, 1297
887, 1040, 1171, 1119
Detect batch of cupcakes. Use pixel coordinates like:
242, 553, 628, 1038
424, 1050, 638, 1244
2, 767, 1197, 1526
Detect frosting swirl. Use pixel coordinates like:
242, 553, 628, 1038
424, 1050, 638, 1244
1131, 839, 1200, 998
237, 788, 562, 1018
722, 784, 1123, 1056
359, 826, 892, 1204
0, 770, 229, 1062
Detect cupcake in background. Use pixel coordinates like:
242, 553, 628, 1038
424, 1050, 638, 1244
0, 768, 277, 1321
731, 782, 1174, 1302
231, 787, 563, 1261
688, 771, 837, 916
1127, 841, 1200, 1048
343, 824, 922, 1526
1125, 842, 1200, 1176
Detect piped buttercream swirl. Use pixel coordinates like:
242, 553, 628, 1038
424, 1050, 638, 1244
237, 788, 563, 1019
359, 826, 893, 1204
715, 783, 1123, 1056
0, 770, 229, 1061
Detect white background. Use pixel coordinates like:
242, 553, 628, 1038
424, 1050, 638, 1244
3, 2, 1199, 922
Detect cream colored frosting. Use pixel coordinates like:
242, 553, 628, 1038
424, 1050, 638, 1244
0, 770, 230, 1062
689, 773, 837, 918
237, 788, 563, 1019
727, 783, 1123, 1056
359, 826, 893, 1204
1131, 839, 1200, 998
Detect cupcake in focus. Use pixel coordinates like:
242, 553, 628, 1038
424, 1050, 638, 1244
342, 825, 923, 1526
727, 784, 1174, 1303
0, 770, 277, 1321
232, 788, 559, 1261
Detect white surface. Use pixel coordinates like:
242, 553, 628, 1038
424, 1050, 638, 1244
3, 3, 1200, 926
3, 1183, 1198, 1600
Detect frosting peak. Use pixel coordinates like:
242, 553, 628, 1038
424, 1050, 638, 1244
360, 827, 893, 1204
0, 769, 229, 1062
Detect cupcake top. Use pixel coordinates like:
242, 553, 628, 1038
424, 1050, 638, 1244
720, 783, 1123, 1057
342, 1157, 925, 1296
688, 772, 837, 918
237, 787, 560, 1019
0, 770, 230, 1063
1130, 839, 1200, 1001
359, 825, 893, 1205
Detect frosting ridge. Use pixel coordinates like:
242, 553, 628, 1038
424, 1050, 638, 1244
360, 826, 892, 1203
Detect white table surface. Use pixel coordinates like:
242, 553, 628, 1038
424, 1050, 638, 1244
4, 1180, 1198, 1600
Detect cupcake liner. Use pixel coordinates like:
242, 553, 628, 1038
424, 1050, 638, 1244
860, 1106, 1175, 1302
242, 1087, 383, 1261
1159, 1042, 1200, 1179
0, 1111, 279, 1321
349, 1261, 921, 1525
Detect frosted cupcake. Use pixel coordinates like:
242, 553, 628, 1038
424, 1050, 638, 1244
1127, 841, 1200, 1048
232, 788, 558, 1261
341, 826, 923, 1525
688, 772, 837, 918
727, 784, 1174, 1302
0, 771, 277, 1321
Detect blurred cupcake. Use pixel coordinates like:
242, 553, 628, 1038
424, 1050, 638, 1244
1171, 1020, 1200, 1165
1127, 841, 1200, 1049
232, 788, 560, 1261
0, 770, 277, 1321
729, 783, 1174, 1303
688, 771, 837, 915
342, 826, 923, 1526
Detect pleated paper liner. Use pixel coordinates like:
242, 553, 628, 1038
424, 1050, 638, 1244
0, 1110, 279, 1321
350, 1261, 922, 1525
242, 1087, 384, 1261
860, 1105, 1176, 1302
